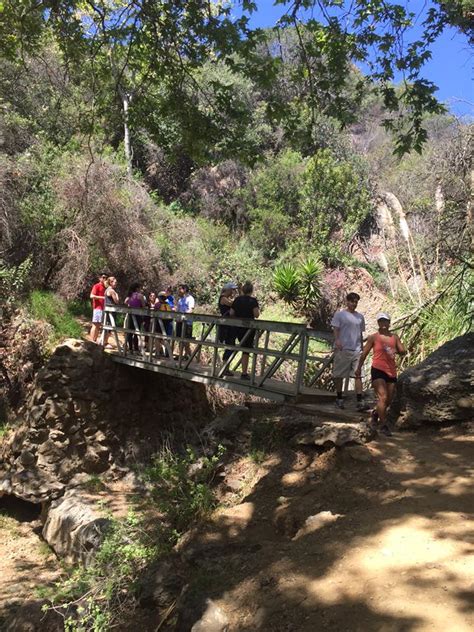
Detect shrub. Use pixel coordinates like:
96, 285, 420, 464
299, 148, 373, 253
0, 257, 32, 313
246, 150, 305, 258
144, 443, 225, 541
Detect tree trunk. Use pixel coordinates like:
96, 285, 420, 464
435, 183, 445, 274
122, 92, 132, 176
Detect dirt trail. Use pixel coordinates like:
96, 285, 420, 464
186, 424, 474, 632
0, 503, 61, 630
0, 425, 473, 632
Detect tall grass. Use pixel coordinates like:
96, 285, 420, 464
29, 290, 83, 343
397, 266, 473, 367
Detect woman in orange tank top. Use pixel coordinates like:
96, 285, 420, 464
355, 312, 406, 436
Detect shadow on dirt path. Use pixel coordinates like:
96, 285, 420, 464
177, 424, 474, 632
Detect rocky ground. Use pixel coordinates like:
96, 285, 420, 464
1, 408, 472, 632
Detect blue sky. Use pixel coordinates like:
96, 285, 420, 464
246, 1, 472, 117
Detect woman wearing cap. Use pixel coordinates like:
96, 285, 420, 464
355, 313, 406, 436
218, 282, 238, 375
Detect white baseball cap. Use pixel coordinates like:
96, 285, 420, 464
376, 312, 391, 321
223, 282, 238, 290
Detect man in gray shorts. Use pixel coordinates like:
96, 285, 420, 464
331, 292, 370, 411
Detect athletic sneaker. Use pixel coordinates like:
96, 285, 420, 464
241, 373, 250, 381
335, 398, 345, 409
380, 425, 393, 437
356, 401, 371, 412
222, 369, 234, 377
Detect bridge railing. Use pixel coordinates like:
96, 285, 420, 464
102, 305, 335, 397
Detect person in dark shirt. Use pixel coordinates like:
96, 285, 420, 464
230, 281, 260, 380
218, 282, 238, 375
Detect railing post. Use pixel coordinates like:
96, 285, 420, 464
148, 314, 155, 362
294, 330, 308, 395
260, 330, 270, 376
250, 330, 261, 385
123, 313, 129, 356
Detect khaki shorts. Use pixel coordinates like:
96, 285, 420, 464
333, 350, 363, 378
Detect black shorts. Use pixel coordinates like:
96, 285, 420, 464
371, 367, 397, 384
176, 322, 193, 339
235, 327, 256, 349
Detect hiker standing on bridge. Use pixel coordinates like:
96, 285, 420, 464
89, 272, 108, 343
124, 283, 146, 353
218, 282, 238, 375
176, 284, 195, 358
230, 281, 260, 381
331, 292, 370, 411
355, 312, 406, 436
102, 276, 119, 349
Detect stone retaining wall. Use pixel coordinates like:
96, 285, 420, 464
0, 339, 212, 504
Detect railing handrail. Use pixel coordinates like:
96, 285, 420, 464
104, 304, 333, 341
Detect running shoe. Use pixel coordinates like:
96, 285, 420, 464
380, 425, 393, 437
335, 398, 345, 409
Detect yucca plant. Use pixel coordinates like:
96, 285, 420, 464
299, 257, 323, 313
273, 264, 300, 309
274, 256, 323, 317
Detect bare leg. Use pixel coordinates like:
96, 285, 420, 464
334, 377, 343, 394
372, 379, 389, 425
386, 382, 396, 412
90, 323, 101, 342
354, 376, 363, 395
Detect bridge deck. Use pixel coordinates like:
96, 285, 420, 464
109, 351, 336, 403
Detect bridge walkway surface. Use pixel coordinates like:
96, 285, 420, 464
102, 305, 343, 403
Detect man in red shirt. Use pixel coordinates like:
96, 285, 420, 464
89, 273, 107, 342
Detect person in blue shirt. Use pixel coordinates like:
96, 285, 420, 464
176, 284, 195, 358
165, 285, 175, 310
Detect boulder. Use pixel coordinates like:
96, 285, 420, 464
176, 593, 229, 632
389, 333, 474, 428
292, 421, 375, 447
191, 600, 229, 632
42, 489, 111, 565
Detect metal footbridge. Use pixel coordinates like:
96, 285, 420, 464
102, 305, 337, 403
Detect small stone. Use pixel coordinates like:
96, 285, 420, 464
293, 511, 342, 540
19, 450, 36, 466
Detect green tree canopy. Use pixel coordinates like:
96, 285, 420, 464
1, 1, 471, 157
